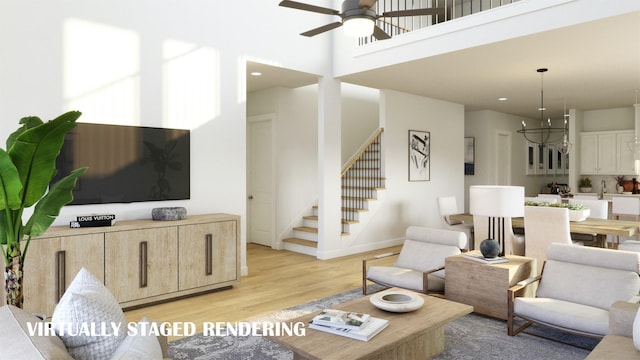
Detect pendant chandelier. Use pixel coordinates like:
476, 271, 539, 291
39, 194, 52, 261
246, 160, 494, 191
517, 68, 572, 154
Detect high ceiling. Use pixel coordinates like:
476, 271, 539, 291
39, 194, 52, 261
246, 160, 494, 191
247, 11, 640, 121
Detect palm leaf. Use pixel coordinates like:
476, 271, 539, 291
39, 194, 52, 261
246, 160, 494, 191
0, 149, 23, 211
24, 166, 88, 238
8, 111, 81, 208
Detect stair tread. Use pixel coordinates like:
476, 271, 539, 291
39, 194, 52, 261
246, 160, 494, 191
303, 215, 358, 225
342, 207, 367, 212
293, 226, 318, 233
283, 238, 318, 248
342, 196, 376, 200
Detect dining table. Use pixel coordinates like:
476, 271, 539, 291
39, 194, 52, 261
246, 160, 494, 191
449, 213, 640, 248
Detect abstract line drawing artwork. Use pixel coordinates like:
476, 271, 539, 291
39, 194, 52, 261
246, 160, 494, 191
408, 130, 430, 181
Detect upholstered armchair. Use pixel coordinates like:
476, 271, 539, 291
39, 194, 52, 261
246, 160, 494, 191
362, 226, 467, 295
508, 243, 640, 338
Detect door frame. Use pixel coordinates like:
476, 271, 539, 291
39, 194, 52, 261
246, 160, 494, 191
247, 113, 277, 248
495, 130, 512, 185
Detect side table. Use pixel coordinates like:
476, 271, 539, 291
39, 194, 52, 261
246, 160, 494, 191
444, 252, 536, 320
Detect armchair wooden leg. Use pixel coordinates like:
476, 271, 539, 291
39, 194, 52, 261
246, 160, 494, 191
362, 260, 368, 295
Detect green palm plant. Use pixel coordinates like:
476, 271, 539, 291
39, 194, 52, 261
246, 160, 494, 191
0, 111, 87, 308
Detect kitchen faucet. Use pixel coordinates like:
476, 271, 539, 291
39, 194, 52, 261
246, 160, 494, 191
599, 179, 607, 199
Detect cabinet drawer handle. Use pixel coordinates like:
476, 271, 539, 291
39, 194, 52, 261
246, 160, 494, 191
55, 251, 66, 302
139, 241, 148, 288
205, 234, 213, 276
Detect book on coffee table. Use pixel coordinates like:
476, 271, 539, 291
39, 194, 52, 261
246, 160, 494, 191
463, 253, 508, 264
311, 309, 370, 330
308, 316, 389, 341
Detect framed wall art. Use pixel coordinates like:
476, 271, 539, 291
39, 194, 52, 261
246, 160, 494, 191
408, 130, 430, 181
464, 137, 475, 175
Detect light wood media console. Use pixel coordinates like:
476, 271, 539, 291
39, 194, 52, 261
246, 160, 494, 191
9, 213, 240, 316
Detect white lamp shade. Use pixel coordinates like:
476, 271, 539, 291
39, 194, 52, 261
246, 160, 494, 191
343, 17, 374, 37
469, 185, 525, 217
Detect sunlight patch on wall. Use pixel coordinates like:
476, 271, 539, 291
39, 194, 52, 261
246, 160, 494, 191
63, 18, 140, 125
163, 39, 220, 129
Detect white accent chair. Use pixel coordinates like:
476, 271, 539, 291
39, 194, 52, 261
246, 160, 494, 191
362, 226, 467, 295
508, 243, 640, 338
568, 198, 609, 246
473, 215, 525, 256
437, 196, 474, 250
524, 206, 583, 275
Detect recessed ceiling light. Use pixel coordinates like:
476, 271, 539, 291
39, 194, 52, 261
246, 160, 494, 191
498, 97, 508, 101
250, 71, 262, 76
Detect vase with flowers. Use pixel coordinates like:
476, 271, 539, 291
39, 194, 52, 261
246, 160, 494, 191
615, 176, 625, 193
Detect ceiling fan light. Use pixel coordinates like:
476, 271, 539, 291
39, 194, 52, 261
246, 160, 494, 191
343, 17, 374, 37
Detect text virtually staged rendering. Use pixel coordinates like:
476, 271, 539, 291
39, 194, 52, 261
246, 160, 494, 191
2, 1, 640, 360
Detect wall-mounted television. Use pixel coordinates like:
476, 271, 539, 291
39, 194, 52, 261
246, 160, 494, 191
53, 123, 190, 205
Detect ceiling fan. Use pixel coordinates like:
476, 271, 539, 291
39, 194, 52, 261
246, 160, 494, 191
279, 0, 444, 40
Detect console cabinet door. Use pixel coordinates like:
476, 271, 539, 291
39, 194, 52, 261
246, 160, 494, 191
105, 228, 178, 303
178, 221, 238, 290
22, 234, 105, 316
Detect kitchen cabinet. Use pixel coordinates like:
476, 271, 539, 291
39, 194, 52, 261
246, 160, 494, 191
616, 130, 636, 174
580, 132, 617, 174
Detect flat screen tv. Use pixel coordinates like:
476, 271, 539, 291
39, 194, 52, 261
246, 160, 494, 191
53, 123, 190, 205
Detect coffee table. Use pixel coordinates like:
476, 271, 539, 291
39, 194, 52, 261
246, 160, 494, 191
269, 288, 473, 360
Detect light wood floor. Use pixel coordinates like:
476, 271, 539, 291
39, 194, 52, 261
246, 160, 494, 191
124, 243, 401, 341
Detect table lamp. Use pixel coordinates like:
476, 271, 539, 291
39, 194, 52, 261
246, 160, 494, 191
469, 185, 525, 257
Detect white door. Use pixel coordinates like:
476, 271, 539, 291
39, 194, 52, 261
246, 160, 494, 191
247, 116, 274, 247
496, 131, 511, 185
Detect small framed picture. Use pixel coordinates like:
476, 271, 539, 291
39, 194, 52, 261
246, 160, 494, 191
408, 130, 430, 181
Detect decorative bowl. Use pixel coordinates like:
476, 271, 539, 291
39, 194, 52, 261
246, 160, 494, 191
370, 290, 424, 313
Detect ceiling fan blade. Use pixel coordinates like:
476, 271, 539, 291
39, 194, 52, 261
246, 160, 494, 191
372, 25, 391, 40
359, 0, 378, 8
279, 0, 340, 16
301, 22, 343, 37
382, 7, 444, 17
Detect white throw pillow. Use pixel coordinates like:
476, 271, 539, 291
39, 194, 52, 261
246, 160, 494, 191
52, 267, 126, 360
634, 306, 640, 350
110, 317, 162, 360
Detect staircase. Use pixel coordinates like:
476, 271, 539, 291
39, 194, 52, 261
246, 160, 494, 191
283, 129, 385, 256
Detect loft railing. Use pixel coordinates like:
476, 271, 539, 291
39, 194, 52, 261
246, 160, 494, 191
341, 128, 385, 226
359, 0, 522, 45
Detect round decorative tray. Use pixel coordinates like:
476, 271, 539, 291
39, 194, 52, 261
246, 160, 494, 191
370, 290, 424, 313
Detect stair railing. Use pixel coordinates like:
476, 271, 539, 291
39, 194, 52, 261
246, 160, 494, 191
341, 128, 384, 228
359, 0, 523, 46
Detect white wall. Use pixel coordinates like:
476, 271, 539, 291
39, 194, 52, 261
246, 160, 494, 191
464, 110, 566, 205
350, 89, 465, 243
0, 0, 334, 274
247, 86, 319, 243
247, 83, 380, 248
341, 84, 380, 164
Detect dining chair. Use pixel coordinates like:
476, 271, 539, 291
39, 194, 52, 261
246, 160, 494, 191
472, 215, 524, 256
611, 197, 640, 247
524, 206, 583, 274
437, 196, 474, 250
568, 198, 608, 246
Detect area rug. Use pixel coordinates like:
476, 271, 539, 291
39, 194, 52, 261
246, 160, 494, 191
169, 287, 597, 360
